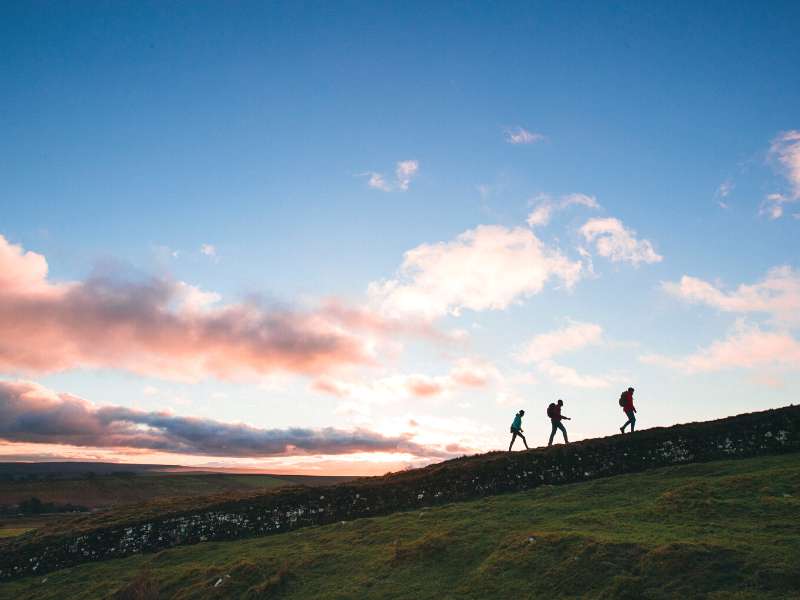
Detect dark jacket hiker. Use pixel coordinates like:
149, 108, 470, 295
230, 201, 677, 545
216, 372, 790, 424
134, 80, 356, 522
508, 410, 529, 451
547, 399, 570, 446
620, 387, 637, 433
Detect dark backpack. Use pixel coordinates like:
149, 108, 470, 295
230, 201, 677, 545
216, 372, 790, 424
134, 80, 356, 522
547, 403, 556, 418
618, 392, 626, 407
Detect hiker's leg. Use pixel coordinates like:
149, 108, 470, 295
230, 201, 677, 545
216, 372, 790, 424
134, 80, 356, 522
548, 421, 557, 446
621, 418, 630, 432
519, 432, 528, 449
630, 413, 636, 432
559, 422, 569, 444
508, 431, 517, 451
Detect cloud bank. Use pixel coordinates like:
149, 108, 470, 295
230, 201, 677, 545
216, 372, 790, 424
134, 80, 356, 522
0, 380, 443, 458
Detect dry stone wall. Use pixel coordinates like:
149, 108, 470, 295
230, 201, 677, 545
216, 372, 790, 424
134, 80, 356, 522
1, 405, 799, 580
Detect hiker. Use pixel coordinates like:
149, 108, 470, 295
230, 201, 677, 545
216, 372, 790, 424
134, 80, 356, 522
620, 387, 637, 433
508, 409, 529, 451
547, 399, 570, 446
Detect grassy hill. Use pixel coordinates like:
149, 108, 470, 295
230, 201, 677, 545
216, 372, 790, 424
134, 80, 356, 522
3, 452, 799, 600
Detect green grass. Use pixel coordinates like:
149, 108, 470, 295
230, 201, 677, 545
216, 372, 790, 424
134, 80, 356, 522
2, 453, 800, 599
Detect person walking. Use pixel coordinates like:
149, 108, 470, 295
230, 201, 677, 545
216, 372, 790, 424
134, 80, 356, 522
620, 387, 637, 433
547, 399, 570, 446
508, 410, 529, 451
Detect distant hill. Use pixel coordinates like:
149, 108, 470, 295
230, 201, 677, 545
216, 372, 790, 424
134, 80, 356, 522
0, 464, 356, 509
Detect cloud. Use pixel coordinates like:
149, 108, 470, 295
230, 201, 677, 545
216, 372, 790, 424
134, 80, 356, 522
662, 266, 800, 327
200, 244, 217, 260
760, 193, 790, 220
769, 130, 800, 198
579, 217, 663, 265
526, 193, 600, 228
640, 322, 800, 374
367, 172, 392, 192
505, 127, 545, 145
364, 160, 419, 192
312, 358, 501, 402
536, 359, 616, 389
395, 160, 419, 191
715, 181, 733, 209
514, 320, 614, 388
717, 181, 734, 198
369, 225, 583, 319
0, 380, 446, 458
516, 320, 603, 363
0, 234, 403, 381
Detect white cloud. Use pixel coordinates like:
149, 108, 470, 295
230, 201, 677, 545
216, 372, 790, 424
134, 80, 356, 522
364, 160, 419, 192
641, 321, 800, 374
536, 359, 616, 389
369, 225, 583, 319
579, 217, 663, 265
526, 203, 554, 227
715, 180, 733, 209
717, 180, 734, 198
662, 266, 800, 327
505, 127, 545, 145
514, 320, 613, 388
367, 172, 392, 192
200, 244, 217, 259
516, 320, 603, 363
769, 130, 800, 198
760, 193, 789, 220
526, 193, 600, 228
395, 160, 419, 191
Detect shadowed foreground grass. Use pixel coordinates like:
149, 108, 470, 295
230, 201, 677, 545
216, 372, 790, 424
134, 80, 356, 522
2, 453, 799, 599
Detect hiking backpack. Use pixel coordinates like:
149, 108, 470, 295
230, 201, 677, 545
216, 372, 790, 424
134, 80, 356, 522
547, 403, 557, 418
618, 392, 626, 407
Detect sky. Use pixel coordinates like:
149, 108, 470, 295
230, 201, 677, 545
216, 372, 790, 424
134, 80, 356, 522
1, 1, 799, 475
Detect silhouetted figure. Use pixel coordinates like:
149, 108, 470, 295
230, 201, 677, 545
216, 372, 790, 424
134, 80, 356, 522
620, 387, 637, 433
508, 410, 529, 451
547, 399, 570, 446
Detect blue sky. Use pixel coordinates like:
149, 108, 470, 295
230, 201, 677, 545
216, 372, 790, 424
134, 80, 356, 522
1, 1, 799, 473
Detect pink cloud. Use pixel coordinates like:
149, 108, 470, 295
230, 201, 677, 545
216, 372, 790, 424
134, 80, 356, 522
662, 266, 800, 326
0, 234, 402, 381
640, 322, 800, 373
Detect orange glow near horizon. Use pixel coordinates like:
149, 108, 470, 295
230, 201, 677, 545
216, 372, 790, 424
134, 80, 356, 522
0, 441, 442, 476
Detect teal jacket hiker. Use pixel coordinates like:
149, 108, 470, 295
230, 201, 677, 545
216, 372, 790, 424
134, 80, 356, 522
511, 414, 522, 430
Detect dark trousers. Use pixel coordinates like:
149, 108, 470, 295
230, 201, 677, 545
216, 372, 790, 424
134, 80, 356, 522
622, 409, 636, 432
548, 419, 568, 446
509, 429, 528, 451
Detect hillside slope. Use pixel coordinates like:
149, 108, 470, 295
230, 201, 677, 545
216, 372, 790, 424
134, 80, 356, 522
3, 453, 799, 600
1, 404, 798, 581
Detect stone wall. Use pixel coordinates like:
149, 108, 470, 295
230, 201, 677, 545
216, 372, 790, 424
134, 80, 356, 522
1, 405, 798, 581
